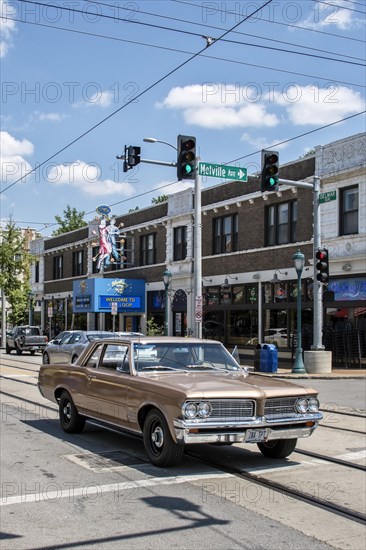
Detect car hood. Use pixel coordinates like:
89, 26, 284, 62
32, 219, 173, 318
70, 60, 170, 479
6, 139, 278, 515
138, 371, 317, 399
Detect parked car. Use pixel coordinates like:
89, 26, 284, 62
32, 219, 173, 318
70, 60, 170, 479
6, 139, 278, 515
42, 330, 119, 364
6, 326, 48, 355
38, 336, 322, 467
248, 328, 288, 348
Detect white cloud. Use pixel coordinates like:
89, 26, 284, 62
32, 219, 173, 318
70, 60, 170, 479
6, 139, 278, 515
271, 85, 364, 125
0, 131, 33, 184
0, 0, 17, 57
158, 84, 279, 129
46, 161, 135, 197
297, 0, 359, 30
240, 133, 289, 150
36, 112, 66, 122
73, 90, 114, 109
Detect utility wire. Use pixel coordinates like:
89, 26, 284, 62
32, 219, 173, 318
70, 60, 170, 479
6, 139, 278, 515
88, 0, 365, 62
317, 0, 366, 14
1, 0, 273, 195
5, 16, 364, 89
172, 0, 366, 43
227, 110, 366, 165
17, 0, 365, 66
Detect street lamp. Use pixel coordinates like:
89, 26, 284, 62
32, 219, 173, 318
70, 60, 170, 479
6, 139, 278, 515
143, 137, 177, 151
292, 250, 306, 374
163, 269, 172, 336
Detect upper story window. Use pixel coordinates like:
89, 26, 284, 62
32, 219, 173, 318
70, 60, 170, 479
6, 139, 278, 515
53, 255, 63, 280
213, 214, 238, 254
35, 261, 39, 283
340, 186, 358, 235
140, 233, 156, 266
266, 201, 297, 246
173, 226, 187, 261
72, 250, 84, 276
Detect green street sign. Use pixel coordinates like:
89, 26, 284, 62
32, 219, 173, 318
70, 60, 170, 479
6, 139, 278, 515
319, 190, 336, 204
199, 162, 247, 181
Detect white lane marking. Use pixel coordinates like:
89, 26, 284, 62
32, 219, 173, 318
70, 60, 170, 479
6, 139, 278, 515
336, 450, 366, 461
1, 472, 232, 507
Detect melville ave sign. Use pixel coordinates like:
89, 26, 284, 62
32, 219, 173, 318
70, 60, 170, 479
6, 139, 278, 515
199, 162, 247, 181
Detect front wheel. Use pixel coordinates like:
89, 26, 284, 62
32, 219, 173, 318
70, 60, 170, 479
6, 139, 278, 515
59, 391, 86, 434
257, 438, 297, 459
43, 353, 50, 364
6, 345, 11, 354
143, 409, 183, 467
16, 345, 22, 355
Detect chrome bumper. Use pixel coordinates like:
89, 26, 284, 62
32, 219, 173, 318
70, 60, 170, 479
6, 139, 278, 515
174, 413, 322, 444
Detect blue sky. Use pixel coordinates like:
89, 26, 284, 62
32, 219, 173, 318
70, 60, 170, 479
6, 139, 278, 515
1, 0, 365, 235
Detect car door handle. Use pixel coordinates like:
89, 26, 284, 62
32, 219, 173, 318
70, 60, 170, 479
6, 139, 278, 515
88, 374, 97, 382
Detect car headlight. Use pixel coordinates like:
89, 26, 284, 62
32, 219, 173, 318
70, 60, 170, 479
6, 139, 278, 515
308, 397, 320, 412
295, 397, 309, 413
183, 402, 198, 419
198, 401, 212, 418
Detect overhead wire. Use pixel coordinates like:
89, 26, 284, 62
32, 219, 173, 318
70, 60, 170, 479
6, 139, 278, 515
87, 0, 365, 62
317, 0, 366, 14
172, 0, 366, 43
4, 16, 364, 89
16, 0, 365, 67
1, 0, 274, 195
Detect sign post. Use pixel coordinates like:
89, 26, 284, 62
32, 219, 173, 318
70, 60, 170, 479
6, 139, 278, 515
111, 301, 118, 332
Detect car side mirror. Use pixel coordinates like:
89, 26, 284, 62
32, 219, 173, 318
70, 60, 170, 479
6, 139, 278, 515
53, 339, 61, 345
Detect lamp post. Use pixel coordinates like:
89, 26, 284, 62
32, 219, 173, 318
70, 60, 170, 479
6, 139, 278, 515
292, 250, 306, 374
143, 137, 177, 152
163, 269, 172, 336
28, 291, 34, 325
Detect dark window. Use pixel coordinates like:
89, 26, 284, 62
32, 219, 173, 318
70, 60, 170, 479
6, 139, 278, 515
173, 226, 187, 261
35, 261, 39, 283
140, 233, 156, 266
266, 201, 297, 246
213, 214, 238, 254
340, 186, 358, 235
53, 255, 63, 279
72, 250, 84, 276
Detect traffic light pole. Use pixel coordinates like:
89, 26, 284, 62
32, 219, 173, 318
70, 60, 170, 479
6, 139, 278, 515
194, 158, 203, 339
279, 175, 324, 352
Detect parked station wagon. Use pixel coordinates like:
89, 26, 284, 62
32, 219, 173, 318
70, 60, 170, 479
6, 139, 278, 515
38, 337, 322, 467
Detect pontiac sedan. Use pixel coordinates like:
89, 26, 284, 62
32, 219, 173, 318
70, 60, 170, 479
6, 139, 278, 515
38, 337, 322, 467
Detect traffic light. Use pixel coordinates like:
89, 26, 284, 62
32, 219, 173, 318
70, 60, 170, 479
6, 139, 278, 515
261, 150, 279, 192
127, 145, 141, 169
177, 135, 196, 180
315, 248, 329, 284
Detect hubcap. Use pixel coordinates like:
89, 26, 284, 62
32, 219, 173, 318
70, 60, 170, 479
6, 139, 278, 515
151, 426, 164, 448
63, 402, 71, 422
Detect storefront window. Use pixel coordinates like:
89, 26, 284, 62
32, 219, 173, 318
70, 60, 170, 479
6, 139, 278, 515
274, 282, 287, 303
220, 286, 232, 304
228, 311, 258, 345
206, 287, 219, 306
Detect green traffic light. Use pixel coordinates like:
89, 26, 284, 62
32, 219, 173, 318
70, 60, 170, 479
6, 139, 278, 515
184, 164, 193, 174
269, 177, 276, 186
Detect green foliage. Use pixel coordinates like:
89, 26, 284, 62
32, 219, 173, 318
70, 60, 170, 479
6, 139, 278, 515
52, 205, 87, 236
0, 219, 32, 326
146, 316, 163, 336
128, 206, 140, 212
299, 148, 315, 159
151, 195, 168, 204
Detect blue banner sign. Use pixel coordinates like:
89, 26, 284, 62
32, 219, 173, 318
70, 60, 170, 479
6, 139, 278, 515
328, 278, 366, 301
100, 295, 141, 310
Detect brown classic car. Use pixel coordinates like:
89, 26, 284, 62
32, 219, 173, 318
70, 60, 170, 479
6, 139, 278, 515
38, 336, 322, 467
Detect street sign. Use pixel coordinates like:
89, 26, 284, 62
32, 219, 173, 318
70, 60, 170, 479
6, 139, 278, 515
319, 190, 336, 204
47, 307, 53, 318
195, 296, 203, 323
199, 162, 247, 181
111, 302, 118, 315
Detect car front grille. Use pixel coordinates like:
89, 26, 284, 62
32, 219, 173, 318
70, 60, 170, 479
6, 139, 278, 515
264, 398, 300, 419
209, 399, 255, 420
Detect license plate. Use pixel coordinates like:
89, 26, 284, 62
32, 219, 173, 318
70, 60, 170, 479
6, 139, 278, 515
245, 428, 270, 443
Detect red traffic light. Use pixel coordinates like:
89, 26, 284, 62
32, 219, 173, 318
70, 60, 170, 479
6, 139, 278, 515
182, 139, 195, 151
267, 153, 278, 165
315, 249, 328, 261
315, 248, 329, 284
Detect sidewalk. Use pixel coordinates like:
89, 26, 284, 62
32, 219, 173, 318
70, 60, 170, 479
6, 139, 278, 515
246, 366, 366, 379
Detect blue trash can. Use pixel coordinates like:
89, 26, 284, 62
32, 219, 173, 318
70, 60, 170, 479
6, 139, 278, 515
260, 343, 278, 373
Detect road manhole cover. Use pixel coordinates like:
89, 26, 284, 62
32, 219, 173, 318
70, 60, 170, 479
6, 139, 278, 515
64, 450, 146, 471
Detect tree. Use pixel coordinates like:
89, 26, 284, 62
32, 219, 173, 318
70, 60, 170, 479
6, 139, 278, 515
151, 195, 168, 204
0, 219, 32, 326
52, 205, 87, 235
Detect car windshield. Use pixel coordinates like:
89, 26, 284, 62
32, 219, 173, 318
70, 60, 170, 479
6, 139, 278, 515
134, 342, 242, 373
